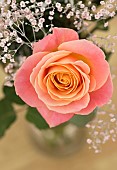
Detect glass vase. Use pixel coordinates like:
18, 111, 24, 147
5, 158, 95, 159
29, 123, 86, 156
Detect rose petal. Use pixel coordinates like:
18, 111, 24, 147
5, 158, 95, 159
77, 74, 113, 115
90, 74, 113, 106
76, 97, 96, 115
74, 60, 90, 74
89, 75, 96, 92
53, 27, 79, 45
46, 63, 90, 100
58, 40, 110, 90
34, 76, 72, 106
30, 51, 73, 106
33, 34, 57, 54
36, 101, 74, 127
47, 93, 90, 114
30, 50, 71, 88
33, 27, 79, 53
14, 52, 48, 107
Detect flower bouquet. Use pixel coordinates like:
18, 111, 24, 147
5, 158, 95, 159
0, 0, 117, 154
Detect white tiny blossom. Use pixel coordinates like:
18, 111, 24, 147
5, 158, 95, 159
20, 1, 26, 8
4, 46, 8, 52
92, 5, 96, 12
16, 38, 22, 43
110, 129, 114, 134
35, 27, 39, 32
66, 14, 70, 19
55, 2, 61, 8
35, 9, 39, 13
106, 4, 113, 9
87, 139, 92, 144
78, 1, 82, 5
104, 22, 108, 27
10, 58, 15, 63
48, 16, 53, 20
57, 7, 63, 12
37, 2, 43, 7
7, 11, 11, 18
40, 7, 45, 12
76, 10, 80, 15
2, 58, 6, 63
49, 11, 54, 15
100, 1, 105, 5
31, 19, 37, 26
0, 42, 5, 47
39, 18, 45, 23
45, 0, 51, 5
88, 1, 92, 5
7, 0, 11, 5
11, 3, 17, 9
30, 0, 36, 3
6, 54, 11, 59
24, 7, 30, 13
110, 118, 116, 122
38, 23, 43, 29
80, 4, 85, 9
4, 31, 9, 37
9, 21, 13, 27
95, 14, 100, 19
0, 33, 3, 38
109, 11, 115, 17
7, 43, 11, 46
66, 3, 72, 8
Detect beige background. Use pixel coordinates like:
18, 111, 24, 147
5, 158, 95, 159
0, 18, 117, 170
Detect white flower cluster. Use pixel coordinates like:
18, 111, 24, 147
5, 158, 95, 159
86, 98, 117, 153
4, 56, 26, 87
88, 34, 117, 54
0, 0, 116, 64
0, 0, 117, 153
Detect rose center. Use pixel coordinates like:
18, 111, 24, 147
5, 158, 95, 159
51, 72, 72, 89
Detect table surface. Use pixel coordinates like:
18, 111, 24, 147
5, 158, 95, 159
0, 18, 117, 170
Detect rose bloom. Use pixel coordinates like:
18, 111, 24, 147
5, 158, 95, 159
14, 28, 113, 127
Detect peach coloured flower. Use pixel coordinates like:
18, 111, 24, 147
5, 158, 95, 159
14, 28, 113, 127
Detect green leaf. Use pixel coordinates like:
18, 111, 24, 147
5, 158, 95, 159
69, 108, 97, 127
3, 86, 25, 105
26, 107, 49, 129
0, 98, 16, 137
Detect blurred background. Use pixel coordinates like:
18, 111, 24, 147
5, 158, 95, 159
0, 1, 117, 170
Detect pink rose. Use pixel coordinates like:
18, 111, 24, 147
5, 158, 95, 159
14, 28, 113, 127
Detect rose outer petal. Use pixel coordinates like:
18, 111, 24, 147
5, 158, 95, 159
58, 39, 110, 91
53, 27, 79, 45
77, 75, 113, 115
36, 100, 74, 127
90, 74, 113, 106
33, 34, 57, 54
33, 27, 79, 53
14, 52, 48, 107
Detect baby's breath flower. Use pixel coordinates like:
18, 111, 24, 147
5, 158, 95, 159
45, 0, 51, 5
20, 1, 26, 8
0, 2, 117, 153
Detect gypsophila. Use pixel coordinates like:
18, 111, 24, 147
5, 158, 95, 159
0, 0, 117, 153
0, 0, 116, 64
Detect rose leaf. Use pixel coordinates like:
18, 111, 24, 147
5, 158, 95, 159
0, 98, 17, 137
26, 107, 49, 129
69, 108, 97, 127
3, 86, 25, 105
